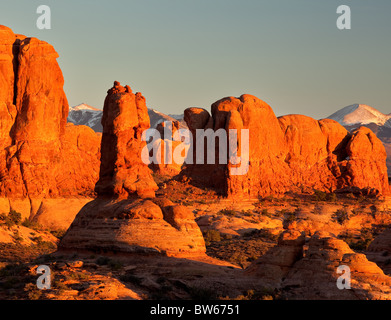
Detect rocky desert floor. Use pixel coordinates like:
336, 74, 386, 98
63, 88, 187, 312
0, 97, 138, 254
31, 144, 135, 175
2, 174, 391, 300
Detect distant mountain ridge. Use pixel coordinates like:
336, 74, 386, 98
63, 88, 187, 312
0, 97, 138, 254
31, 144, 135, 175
68, 104, 185, 132
328, 104, 391, 127
327, 104, 391, 173
68, 104, 103, 132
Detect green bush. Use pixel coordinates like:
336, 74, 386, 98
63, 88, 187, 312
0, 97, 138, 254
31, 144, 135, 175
21, 218, 43, 231
8, 210, 22, 225
340, 228, 374, 251
0, 210, 23, 228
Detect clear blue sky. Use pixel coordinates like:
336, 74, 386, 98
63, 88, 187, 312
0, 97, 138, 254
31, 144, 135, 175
1, 0, 391, 118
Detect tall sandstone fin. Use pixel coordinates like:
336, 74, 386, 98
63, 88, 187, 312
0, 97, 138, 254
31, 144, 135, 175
95, 81, 158, 199
60, 82, 206, 257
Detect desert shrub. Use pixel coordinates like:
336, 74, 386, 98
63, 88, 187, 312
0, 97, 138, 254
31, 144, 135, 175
8, 210, 22, 225
50, 229, 67, 240
284, 211, 297, 222
313, 190, 337, 202
203, 230, 222, 246
52, 279, 69, 291
276, 209, 289, 217
261, 209, 272, 218
24, 283, 43, 300
340, 228, 374, 251
241, 210, 252, 217
12, 230, 23, 242
66, 272, 90, 281
357, 195, 366, 203
21, 218, 43, 231
234, 289, 274, 300
332, 208, 349, 225
0, 210, 23, 228
327, 193, 337, 202
219, 209, 236, 217
243, 229, 278, 242
182, 200, 195, 206
33, 237, 56, 251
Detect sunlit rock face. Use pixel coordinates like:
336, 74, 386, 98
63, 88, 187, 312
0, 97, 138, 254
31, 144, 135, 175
0, 25, 100, 224
183, 95, 389, 198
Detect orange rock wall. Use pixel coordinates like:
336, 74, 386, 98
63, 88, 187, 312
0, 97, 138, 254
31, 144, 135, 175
184, 95, 389, 198
0, 25, 100, 200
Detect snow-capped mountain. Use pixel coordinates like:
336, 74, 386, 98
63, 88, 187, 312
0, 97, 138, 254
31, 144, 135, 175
68, 104, 103, 132
67, 104, 185, 133
70, 103, 101, 112
327, 104, 391, 173
327, 104, 391, 127
148, 109, 185, 129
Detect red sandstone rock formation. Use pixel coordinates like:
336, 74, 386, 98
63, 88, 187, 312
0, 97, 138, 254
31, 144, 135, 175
59, 198, 206, 257
0, 25, 100, 223
60, 84, 205, 256
247, 231, 391, 299
183, 95, 390, 198
95, 81, 158, 199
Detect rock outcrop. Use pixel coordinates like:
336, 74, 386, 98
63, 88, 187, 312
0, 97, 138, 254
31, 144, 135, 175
0, 25, 100, 224
59, 198, 206, 257
247, 231, 391, 299
183, 95, 389, 198
95, 82, 157, 199
60, 83, 206, 257
245, 230, 305, 288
